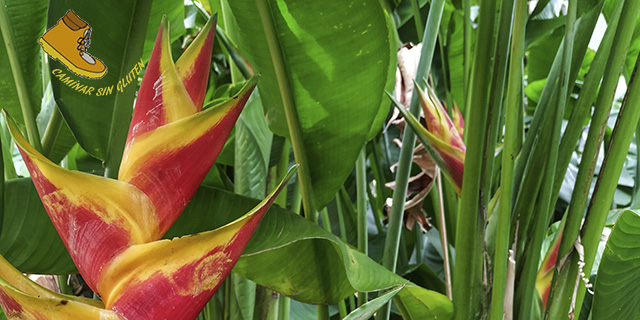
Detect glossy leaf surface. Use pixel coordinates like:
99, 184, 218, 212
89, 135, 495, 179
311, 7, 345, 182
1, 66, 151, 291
224, 0, 393, 208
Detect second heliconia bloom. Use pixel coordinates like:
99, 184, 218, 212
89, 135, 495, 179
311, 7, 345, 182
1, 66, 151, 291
0, 15, 294, 320
390, 83, 466, 194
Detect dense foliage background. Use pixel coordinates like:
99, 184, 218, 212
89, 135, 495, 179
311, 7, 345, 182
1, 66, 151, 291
1, 0, 640, 319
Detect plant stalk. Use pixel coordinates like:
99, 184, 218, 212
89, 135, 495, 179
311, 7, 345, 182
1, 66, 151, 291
356, 147, 368, 306
517, 0, 576, 317
376, 1, 445, 318
410, 0, 424, 43
488, 1, 525, 318
255, 0, 317, 221
453, 0, 498, 317
436, 171, 452, 300
41, 106, 64, 158
545, 0, 640, 317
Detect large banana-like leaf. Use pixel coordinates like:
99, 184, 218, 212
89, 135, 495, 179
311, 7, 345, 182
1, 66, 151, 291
170, 187, 454, 319
46, 0, 152, 162
592, 209, 640, 319
0, 0, 46, 126
224, 0, 393, 208
0, 14, 279, 319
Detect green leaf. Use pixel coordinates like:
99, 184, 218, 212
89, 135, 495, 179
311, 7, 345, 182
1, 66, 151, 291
0, 0, 46, 126
0, 178, 74, 274
36, 85, 76, 163
224, 0, 393, 208
142, 0, 186, 62
234, 91, 273, 198
592, 209, 640, 319
170, 186, 452, 318
0, 179, 451, 318
47, 0, 152, 165
343, 285, 404, 320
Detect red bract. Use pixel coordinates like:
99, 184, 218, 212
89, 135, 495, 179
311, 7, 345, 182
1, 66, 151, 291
391, 85, 466, 195
0, 15, 293, 320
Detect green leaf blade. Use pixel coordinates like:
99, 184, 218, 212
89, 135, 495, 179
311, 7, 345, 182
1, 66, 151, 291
592, 209, 640, 320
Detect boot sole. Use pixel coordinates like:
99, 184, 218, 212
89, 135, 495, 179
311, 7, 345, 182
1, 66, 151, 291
39, 37, 106, 79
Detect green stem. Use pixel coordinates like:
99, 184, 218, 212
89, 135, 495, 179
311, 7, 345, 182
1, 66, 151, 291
413, 222, 424, 264
320, 207, 332, 233
255, 0, 316, 221
277, 294, 290, 320
488, 1, 526, 318
376, 1, 445, 319
517, 1, 576, 317
57, 275, 72, 295
216, 25, 253, 79
316, 305, 329, 320
338, 300, 348, 319
552, 0, 619, 203
410, 0, 424, 43
481, 0, 514, 206
462, 0, 472, 120
576, 52, 640, 318
0, 0, 42, 152
0, 117, 17, 180
195, 0, 252, 79
41, 106, 64, 158
356, 147, 368, 306
274, 139, 291, 208
453, 0, 498, 317
546, 1, 640, 317
436, 172, 452, 300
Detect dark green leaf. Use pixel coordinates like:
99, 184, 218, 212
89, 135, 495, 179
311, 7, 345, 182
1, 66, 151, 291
225, 0, 393, 208
0, 178, 74, 274
0, 0, 47, 125
47, 1, 152, 162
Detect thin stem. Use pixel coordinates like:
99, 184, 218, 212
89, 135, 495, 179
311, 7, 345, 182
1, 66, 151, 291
0, 0, 42, 152
517, 0, 576, 316
576, 51, 640, 318
545, 0, 640, 317
489, 1, 526, 318
410, 0, 424, 43
552, 0, 620, 203
41, 106, 64, 158
316, 305, 329, 320
336, 192, 348, 243
462, 0, 472, 121
277, 294, 290, 320
356, 147, 368, 306
255, 0, 316, 221
413, 222, 424, 264
338, 300, 348, 319
376, 1, 445, 319
436, 171, 452, 300
320, 207, 332, 233
57, 275, 72, 295
453, 0, 498, 317
481, 0, 515, 206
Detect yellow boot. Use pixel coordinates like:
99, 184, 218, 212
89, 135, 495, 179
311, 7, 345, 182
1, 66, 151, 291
39, 10, 107, 79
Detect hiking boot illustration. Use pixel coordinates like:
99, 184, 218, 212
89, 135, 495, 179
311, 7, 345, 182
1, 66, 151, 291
39, 10, 107, 79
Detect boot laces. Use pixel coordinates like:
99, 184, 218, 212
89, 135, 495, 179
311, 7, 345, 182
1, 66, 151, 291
77, 28, 91, 54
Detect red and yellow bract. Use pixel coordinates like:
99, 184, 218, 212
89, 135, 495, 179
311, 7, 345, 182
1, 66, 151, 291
391, 84, 466, 195
0, 15, 292, 320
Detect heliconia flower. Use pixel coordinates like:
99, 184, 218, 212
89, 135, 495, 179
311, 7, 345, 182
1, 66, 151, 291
0, 15, 295, 320
451, 103, 464, 138
389, 84, 465, 195
536, 229, 563, 307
